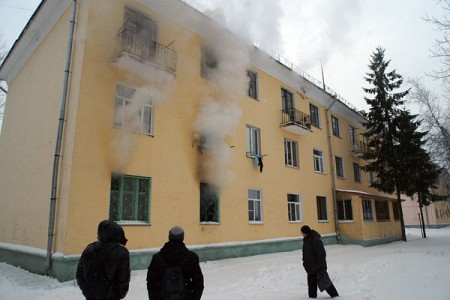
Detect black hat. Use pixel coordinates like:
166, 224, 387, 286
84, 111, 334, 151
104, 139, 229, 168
301, 225, 312, 234
169, 226, 184, 241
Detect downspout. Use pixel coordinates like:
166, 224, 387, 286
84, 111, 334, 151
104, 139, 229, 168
45, 0, 77, 273
325, 97, 340, 242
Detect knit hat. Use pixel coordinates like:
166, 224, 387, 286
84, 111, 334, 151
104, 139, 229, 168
301, 225, 312, 235
169, 226, 184, 241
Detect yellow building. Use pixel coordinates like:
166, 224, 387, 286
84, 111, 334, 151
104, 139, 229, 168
0, 0, 401, 281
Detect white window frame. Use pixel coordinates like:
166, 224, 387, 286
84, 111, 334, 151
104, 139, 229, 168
287, 194, 302, 222
362, 199, 374, 221
335, 156, 345, 178
114, 83, 154, 135
246, 125, 261, 157
313, 149, 325, 173
284, 138, 299, 168
248, 189, 263, 223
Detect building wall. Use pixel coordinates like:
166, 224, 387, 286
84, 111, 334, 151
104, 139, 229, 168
0, 6, 73, 249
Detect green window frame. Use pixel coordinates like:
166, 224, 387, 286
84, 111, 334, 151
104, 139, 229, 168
109, 174, 150, 224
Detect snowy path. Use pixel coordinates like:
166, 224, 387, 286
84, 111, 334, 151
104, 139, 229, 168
1, 228, 450, 299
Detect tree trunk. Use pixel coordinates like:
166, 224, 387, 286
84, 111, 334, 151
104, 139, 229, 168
418, 194, 427, 238
397, 190, 407, 242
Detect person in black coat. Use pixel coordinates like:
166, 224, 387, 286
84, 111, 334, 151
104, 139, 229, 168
301, 225, 339, 298
76, 220, 131, 300
147, 226, 204, 300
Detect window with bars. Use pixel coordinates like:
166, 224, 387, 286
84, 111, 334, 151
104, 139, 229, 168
109, 174, 150, 223
287, 194, 302, 222
284, 138, 299, 167
316, 196, 328, 221
248, 189, 263, 222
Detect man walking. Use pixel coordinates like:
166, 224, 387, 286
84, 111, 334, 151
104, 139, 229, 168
301, 225, 339, 298
147, 226, 204, 300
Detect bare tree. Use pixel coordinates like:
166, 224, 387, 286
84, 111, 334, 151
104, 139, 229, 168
409, 79, 450, 173
424, 0, 450, 83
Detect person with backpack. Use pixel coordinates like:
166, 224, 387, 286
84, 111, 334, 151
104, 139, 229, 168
301, 225, 339, 298
147, 226, 204, 300
76, 220, 131, 300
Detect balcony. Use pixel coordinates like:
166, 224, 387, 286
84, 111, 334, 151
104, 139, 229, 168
112, 26, 177, 76
280, 108, 312, 135
351, 141, 368, 157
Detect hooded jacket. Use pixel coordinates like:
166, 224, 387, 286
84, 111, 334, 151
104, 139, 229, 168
302, 230, 327, 275
76, 220, 131, 300
147, 240, 204, 300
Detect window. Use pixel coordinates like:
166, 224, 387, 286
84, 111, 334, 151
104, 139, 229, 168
335, 156, 344, 178
309, 103, 320, 128
201, 46, 217, 78
313, 149, 325, 173
337, 199, 353, 221
247, 71, 258, 100
375, 200, 390, 221
349, 126, 357, 147
392, 201, 400, 221
287, 194, 302, 222
284, 138, 299, 167
246, 125, 261, 157
114, 83, 154, 135
353, 162, 361, 182
331, 115, 340, 137
248, 189, 263, 222
316, 196, 328, 221
200, 183, 220, 223
123, 8, 157, 59
281, 88, 294, 112
109, 174, 150, 223
369, 171, 376, 184
362, 199, 374, 221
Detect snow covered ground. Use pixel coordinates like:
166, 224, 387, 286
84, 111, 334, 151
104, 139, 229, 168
1, 227, 449, 299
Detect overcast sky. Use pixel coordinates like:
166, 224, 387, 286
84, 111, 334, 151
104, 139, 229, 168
0, 0, 446, 112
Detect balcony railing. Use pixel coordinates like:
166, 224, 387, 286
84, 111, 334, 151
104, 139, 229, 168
280, 108, 311, 135
113, 26, 177, 73
350, 141, 368, 157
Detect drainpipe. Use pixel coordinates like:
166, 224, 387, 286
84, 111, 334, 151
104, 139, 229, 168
45, 0, 77, 273
325, 97, 340, 242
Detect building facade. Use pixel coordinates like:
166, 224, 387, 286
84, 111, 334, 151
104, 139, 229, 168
0, 0, 401, 281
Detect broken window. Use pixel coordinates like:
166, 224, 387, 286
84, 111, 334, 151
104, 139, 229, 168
123, 7, 157, 59
200, 46, 217, 78
200, 183, 220, 223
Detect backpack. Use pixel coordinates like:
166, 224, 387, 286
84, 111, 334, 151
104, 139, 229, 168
162, 266, 185, 300
82, 244, 109, 299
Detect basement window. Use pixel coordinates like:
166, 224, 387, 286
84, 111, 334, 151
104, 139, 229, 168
110, 174, 150, 224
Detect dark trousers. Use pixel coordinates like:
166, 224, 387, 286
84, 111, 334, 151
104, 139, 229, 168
307, 273, 339, 298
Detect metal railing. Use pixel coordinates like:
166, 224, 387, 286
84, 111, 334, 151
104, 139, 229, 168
350, 141, 368, 155
114, 26, 177, 73
281, 108, 311, 129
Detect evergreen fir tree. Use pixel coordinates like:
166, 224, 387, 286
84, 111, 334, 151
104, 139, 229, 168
362, 47, 410, 241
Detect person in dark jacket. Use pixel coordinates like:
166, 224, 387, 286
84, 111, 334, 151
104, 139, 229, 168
301, 225, 339, 298
76, 220, 131, 300
147, 226, 204, 300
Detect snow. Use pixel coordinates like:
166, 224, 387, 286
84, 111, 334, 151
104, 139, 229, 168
1, 227, 450, 299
